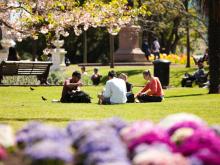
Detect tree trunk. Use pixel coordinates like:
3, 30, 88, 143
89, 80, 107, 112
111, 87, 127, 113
32, 40, 37, 61
0, 26, 2, 49
208, 1, 220, 93
83, 31, 87, 63
109, 34, 114, 68
185, 0, 191, 68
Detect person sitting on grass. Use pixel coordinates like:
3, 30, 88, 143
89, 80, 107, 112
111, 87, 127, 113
91, 67, 102, 86
119, 73, 135, 103
98, 71, 127, 104
60, 71, 82, 102
135, 70, 164, 102
81, 66, 90, 85
181, 61, 208, 87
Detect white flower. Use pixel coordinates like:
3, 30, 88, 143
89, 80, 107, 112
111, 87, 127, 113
40, 27, 49, 34
158, 113, 205, 129
0, 125, 15, 148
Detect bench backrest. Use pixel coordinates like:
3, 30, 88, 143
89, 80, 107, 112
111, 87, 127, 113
0, 61, 53, 76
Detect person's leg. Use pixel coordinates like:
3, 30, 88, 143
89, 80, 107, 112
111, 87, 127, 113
137, 94, 163, 102
102, 97, 111, 104
181, 78, 187, 87
157, 52, 160, 59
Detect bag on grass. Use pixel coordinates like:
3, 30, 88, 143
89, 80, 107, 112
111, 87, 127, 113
126, 92, 135, 103
61, 91, 91, 103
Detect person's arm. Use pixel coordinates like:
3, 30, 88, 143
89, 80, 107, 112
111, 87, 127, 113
65, 79, 82, 89
103, 81, 111, 98
135, 83, 149, 97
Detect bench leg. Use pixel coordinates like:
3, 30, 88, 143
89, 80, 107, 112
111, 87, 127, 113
0, 75, 2, 84
38, 65, 51, 85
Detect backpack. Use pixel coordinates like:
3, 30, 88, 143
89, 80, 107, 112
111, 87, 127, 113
126, 92, 135, 103
61, 91, 91, 103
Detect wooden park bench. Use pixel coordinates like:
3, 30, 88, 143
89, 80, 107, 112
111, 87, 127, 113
0, 61, 53, 85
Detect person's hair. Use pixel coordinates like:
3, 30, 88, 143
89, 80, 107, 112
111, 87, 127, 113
94, 67, 99, 72
7, 47, 20, 61
197, 61, 204, 68
81, 66, 86, 71
119, 73, 128, 81
108, 70, 116, 78
72, 71, 81, 79
143, 70, 152, 77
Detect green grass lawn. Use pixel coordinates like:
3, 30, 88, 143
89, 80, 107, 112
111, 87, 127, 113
0, 86, 220, 130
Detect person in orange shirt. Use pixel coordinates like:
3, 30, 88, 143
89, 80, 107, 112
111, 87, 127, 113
135, 70, 164, 102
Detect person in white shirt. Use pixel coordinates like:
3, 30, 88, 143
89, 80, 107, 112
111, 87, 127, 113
98, 71, 127, 104
81, 66, 90, 85
152, 38, 160, 60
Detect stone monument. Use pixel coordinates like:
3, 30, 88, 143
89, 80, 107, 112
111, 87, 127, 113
114, 25, 146, 62
0, 39, 16, 62
50, 39, 67, 71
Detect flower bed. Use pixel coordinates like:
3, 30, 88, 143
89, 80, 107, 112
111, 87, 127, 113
149, 54, 195, 65
1, 113, 220, 165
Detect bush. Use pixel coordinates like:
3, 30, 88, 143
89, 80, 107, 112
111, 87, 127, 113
2, 76, 39, 85
47, 71, 68, 85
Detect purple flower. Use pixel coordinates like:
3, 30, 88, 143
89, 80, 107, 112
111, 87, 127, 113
101, 117, 128, 133
73, 125, 130, 165
16, 122, 69, 147
25, 139, 73, 164
84, 151, 130, 165
66, 120, 98, 144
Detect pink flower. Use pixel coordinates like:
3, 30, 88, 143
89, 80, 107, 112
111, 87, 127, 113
0, 147, 7, 160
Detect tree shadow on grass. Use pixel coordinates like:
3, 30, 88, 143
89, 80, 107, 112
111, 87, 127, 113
165, 93, 207, 98
0, 118, 72, 122
100, 69, 144, 84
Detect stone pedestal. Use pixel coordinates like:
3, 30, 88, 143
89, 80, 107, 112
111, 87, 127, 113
50, 48, 67, 71
114, 25, 146, 62
0, 49, 8, 62
50, 40, 67, 71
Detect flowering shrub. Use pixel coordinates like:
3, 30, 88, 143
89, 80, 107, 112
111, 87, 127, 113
149, 54, 195, 65
1, 114, 220, 165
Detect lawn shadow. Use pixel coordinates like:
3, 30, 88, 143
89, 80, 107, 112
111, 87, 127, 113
100, 69, 144, 84
165, 93, 207, 98
0, 118, 72, 122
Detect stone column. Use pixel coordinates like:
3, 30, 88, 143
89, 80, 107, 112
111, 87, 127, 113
114, 25, 146, 62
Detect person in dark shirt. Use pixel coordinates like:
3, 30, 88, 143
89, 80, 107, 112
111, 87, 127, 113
60, 71, 82, 102
119, 73, 132, 92
142, 39, 151, 61
7, 47, 20, 61
181, 61, 208, 87
91, 67, 102, 85
119, 73, 134, 103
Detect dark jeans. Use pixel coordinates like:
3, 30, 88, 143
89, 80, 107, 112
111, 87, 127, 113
153, 52, 160, 60
181, 76, 195, 87
137, 94, 163, 102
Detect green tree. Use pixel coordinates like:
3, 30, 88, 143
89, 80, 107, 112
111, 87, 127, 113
198, 0, 220, 93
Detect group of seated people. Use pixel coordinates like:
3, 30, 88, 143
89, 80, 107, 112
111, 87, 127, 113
81, 66, 102, 86
60, 69, 164, 104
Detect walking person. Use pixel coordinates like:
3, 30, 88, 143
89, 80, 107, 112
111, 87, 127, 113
152, 38, 160, 60
142, 39, 151, 61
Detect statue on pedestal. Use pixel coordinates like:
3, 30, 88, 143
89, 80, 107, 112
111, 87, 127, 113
114, 25, 146, 62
